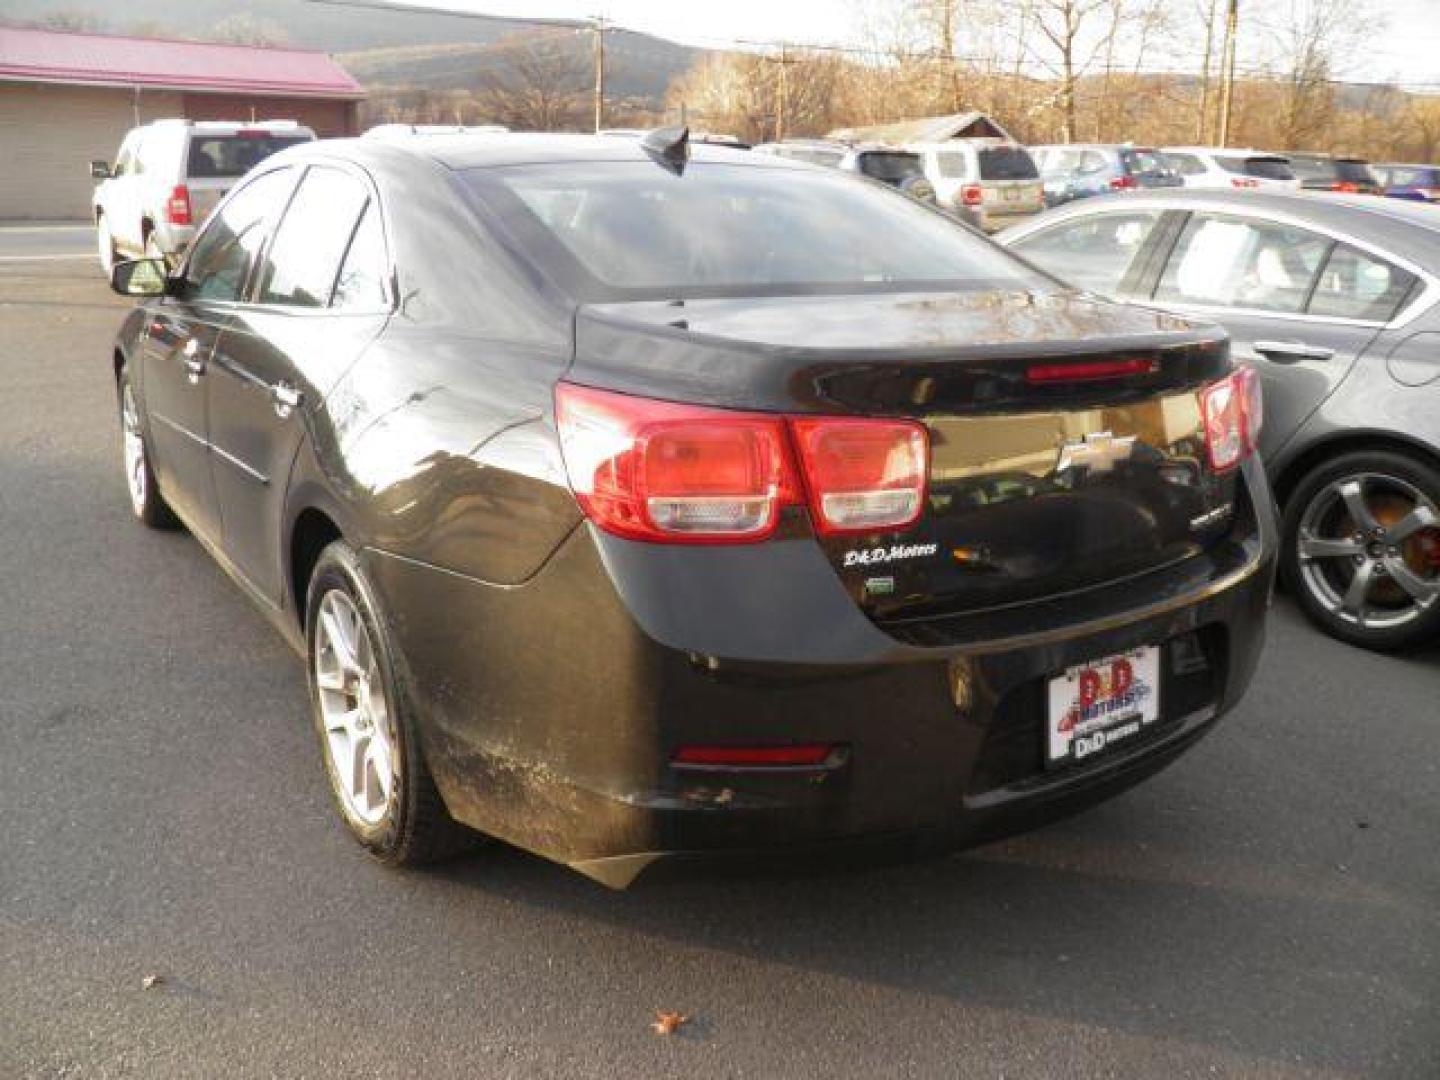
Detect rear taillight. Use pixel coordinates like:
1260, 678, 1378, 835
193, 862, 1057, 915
554, 384, 929, 543
789, 418, 928, 535
1199, 367, 1262, 472
959, 183, 984, 207
165, 184, 192, 225
1332, 181, 1360, 193
1109, 174, 1137, 191
1026, 357, 1156, 384
1231, 177, 1260, 189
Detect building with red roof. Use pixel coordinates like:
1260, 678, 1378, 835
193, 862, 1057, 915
0, 25, 364, 219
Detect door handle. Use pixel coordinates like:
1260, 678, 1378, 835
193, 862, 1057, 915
271, 383, 302, 419
1253, 340, 1335, 364
182, 338, 205, 382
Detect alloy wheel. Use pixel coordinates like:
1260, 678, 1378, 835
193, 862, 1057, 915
1295, 472, 1440, 632
120, 383, 148, 516
313, 589, 398, 827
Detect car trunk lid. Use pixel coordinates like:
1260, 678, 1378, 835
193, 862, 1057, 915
572, 290, 1237, 620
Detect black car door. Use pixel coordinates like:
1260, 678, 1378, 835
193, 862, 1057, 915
206, 164, 391, 605
1141, 211, 1393, 461
141, 167, 297, 542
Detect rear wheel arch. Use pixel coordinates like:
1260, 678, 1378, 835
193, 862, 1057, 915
1273, 432, 1440, 510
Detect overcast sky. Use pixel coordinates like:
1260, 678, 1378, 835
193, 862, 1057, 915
400, 0, 1440, 91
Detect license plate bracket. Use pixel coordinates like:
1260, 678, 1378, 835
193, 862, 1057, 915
1046, 646, 1161, 767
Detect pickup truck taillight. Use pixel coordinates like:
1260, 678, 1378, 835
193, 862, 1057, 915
959, 184, 984, 207
165, 184, 192, 226
1200, 367, 1262, 472
555, 384, 928, 543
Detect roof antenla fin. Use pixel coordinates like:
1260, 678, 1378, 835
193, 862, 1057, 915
641, 125, 689, 175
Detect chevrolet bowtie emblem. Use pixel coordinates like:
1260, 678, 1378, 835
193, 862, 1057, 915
1056, 432, 1136, 474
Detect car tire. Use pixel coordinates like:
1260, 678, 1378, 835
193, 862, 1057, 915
117, 366, 179, 530
97, 214, 116, 278
305, 540, 475, 865
1281, 449, 1440, 651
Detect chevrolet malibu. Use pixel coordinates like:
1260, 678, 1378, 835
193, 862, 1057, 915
107, 130, 1275, 887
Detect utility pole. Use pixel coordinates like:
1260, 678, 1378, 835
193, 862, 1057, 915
591, 15, 607, 134
764, 43, 802, 143
1217, 0, 1239, 147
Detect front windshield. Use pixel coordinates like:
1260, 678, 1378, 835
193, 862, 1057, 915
469, 161, 1047, 299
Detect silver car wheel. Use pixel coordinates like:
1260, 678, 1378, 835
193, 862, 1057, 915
1296, 472, 1440, 631
314, 589, 397, 827
121, 382, 148, 516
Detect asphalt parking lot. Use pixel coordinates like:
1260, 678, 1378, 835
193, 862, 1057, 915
1, 224, 1437, 1079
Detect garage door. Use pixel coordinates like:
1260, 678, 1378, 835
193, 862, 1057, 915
0, 83, 182, 221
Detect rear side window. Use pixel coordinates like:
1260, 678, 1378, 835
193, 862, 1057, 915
934, 151, 970, 179
1010, 211, 1162, 295
1309, 244, 1417, 322
1164, 153, 1207, 176
1155, 214, 1330, 313
258, 167, 370, 308
978, 146, 1038, 181
179, 168, 294, 303
187, 135, 310, 179
331, 203, 390, 311
1121, 149, 1169, 176
856, 152, 923, 182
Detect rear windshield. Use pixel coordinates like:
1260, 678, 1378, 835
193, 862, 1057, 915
1216, 155, 1294, 180
1120, 149, 1170, 177
1385, 166, 1440, 187
855, 152, 924, 182
186, 134, 310, 179
1335, 159, 1377, 183
978, 146, 1039, 181
469, 161, 1047, 300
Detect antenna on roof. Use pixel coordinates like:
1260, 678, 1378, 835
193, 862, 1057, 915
641, 125, 689, 175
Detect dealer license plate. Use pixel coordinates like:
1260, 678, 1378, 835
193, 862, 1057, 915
1046, 646, 1161, 766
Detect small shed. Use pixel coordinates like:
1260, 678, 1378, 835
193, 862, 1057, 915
828, 111, 1016, 145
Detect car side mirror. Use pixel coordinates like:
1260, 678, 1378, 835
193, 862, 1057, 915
110, 258, 170, 298
90, 160, 111, 179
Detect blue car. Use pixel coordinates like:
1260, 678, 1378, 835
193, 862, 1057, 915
1374, 163, 1440, 203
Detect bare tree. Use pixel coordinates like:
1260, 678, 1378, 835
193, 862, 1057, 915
210, 13, 291, 47
477, 32, 589, 133
1266, 0, 1375, 150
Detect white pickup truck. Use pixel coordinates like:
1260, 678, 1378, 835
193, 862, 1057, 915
91, 118, 315, 273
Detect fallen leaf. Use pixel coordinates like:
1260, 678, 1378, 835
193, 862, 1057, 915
141, 974, 164, 990
651, 1009, 688, 1035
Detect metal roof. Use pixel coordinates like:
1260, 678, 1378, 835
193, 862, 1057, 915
0, 26, 364, 99
827, 111, 1015, 145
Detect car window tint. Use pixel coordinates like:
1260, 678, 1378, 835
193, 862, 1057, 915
1308, 244, 1417, 322
179, 168, 294, 303
978, 147, 1038, 180
186, 135, 309, 179
331, 202, 389, 311
935, 151, 969, 178
857, 152, 924, 181
485, 161, 1044, 297
1010, 211, 1162, 295
1155, 214, 1329, 313
258, 167, 369, 308
1235, 156, 1294, 180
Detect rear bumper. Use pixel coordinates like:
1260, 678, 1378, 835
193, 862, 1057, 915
370, 458, 1277, 887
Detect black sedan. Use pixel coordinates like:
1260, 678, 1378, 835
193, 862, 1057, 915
1001, 190, 1440, 651
107, 131, 1275, 886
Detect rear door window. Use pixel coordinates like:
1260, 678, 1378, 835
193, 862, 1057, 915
1122, 149, 1169, 177
1009, 211, 1163, 295
187, 134, 310, 179
856, 152, 924, 182
1164, 153, 1207, 176
257, 166, 370, 308
978, 147, 1038, 181
1308, 244, 1418, 322
1155, 214, 1330, 313
178, 168, 295, 303
330, 203, 390, 311
934, 151, 970, 179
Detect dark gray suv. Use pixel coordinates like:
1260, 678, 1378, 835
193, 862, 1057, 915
1002, 189, 1440, 650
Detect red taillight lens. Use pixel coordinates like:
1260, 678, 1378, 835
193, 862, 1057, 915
1231, 177, 1260, 189
1109, 174, 1137, 191
1200, 368, 1262, 472
1332, 181, 1359, 193
672, 744, 837, 769
555, 384, 799, 543
960, 183, 984, 207
555, 384, 930, 543
789, 417, 928, 536
1026, 357, 1156, 384
165, 184, 192, 225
